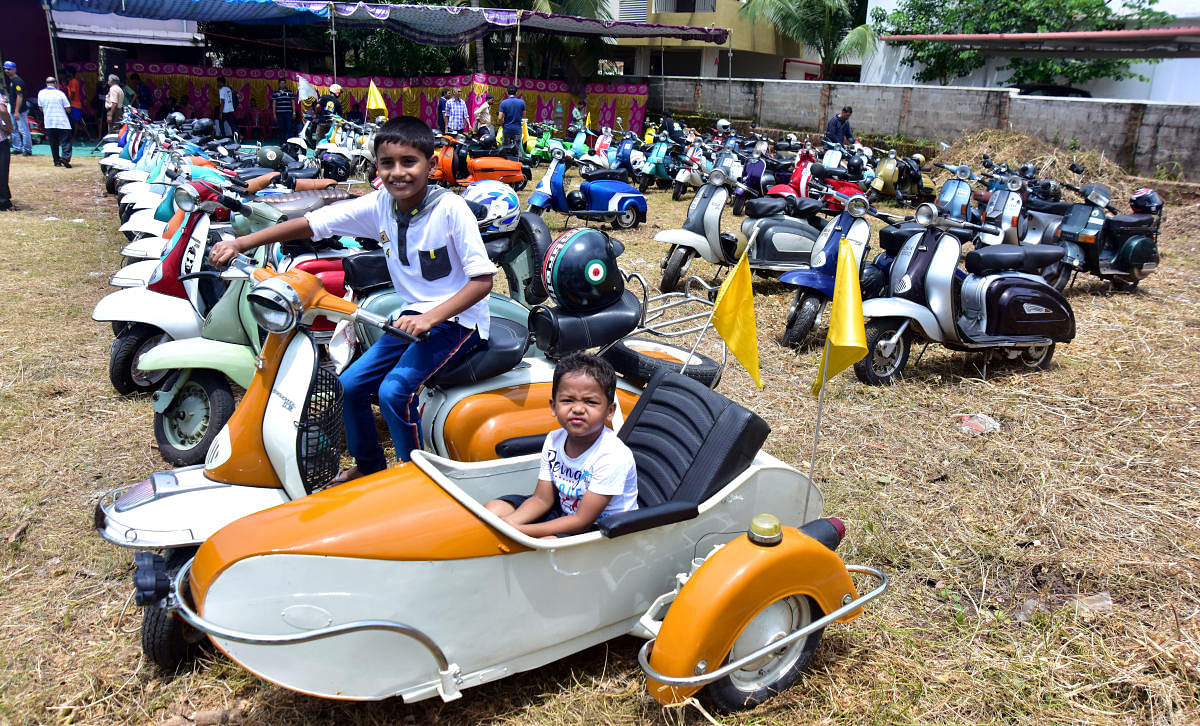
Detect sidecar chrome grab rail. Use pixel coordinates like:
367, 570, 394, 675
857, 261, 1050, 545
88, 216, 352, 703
637, 564, 887, 688
167, 560, 465, 701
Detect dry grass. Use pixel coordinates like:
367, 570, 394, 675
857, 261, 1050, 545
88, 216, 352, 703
0, 139, 1198, 725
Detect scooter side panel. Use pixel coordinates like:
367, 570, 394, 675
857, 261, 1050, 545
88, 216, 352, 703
137, 339, 258, 389
861, 297, 943, 342
92, 287, 202, 341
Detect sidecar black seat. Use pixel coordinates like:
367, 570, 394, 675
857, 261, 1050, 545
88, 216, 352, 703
257, 189, 354, 220
1106, 212, 1157, 233
528, 290, 641, 359
581, 167, 629, 183
599, 370, 770, 538
965, 244, 1065, 276
429, 316, 530, 387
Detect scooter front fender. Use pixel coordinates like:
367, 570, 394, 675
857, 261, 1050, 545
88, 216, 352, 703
116, 169, 150, 183
124, 189, 168, 212
118, 209, 166, 237
117, 181, 152, 200
119, 236, 171, 262
95, 465, 288, 549
92, 287, 201, 341
138, 338, 257, 389
654, 229, 720, 265
778, 269, 834, 299
101, 157, 135, 172
109, 258, 163, 288
101, 142, 122, 155
526, 191, 551, 211
861, 297, 943, 342
647, 527, 859, 705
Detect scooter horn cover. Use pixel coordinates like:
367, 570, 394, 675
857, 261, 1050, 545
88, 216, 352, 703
542, 228, 624, 313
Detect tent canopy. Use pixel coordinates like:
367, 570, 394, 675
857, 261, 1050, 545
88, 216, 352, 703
48, 0, 730, 44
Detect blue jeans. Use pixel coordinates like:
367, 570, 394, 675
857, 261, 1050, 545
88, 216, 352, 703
339, 317, 482, 474
12, 112, 30, 153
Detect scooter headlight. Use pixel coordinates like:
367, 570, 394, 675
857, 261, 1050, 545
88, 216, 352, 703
915, 203, 938, 227
247, 277, 302, 334
845, 194, 869, 218
173, 184, 199, 212
552, 147, 565, 161
955, 165, 971, 181
1006, 176, 1023, 192
708, 168, 726, 186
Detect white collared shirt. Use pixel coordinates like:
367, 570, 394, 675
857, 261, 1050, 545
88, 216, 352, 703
37, 87, 71, 130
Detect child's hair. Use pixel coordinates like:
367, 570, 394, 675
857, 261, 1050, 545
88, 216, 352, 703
374, 115, 436, 158
552, 353, 616, 404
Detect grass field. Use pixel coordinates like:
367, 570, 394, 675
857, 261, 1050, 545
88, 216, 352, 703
0, 142, 1197, 725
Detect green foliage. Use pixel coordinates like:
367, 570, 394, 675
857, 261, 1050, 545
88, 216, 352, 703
742, 0, 878, 80
873, 0, 1174, 87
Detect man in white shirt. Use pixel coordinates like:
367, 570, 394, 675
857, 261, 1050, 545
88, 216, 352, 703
37, 77, 72, 168
217, 77, 234, 137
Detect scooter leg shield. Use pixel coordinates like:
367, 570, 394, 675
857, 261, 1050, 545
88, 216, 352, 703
647, 527, 858, 705
92, 287, 202, 342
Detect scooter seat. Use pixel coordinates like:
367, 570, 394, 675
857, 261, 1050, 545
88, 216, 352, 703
428, 316, 530, 387
484, 237, 511, 261
745, 196, 789, 217
964, 245, 1065, 276
1106, 212, 1156, 233
257, 189, 354, 220
878, 222, 924, 255
528, 290, 641, 359
581, 167, 629, 183
1025, 196, 1073, 216
810, 163, 852, 181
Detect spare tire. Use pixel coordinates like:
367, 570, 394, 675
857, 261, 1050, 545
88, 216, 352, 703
602, 337, 722, 388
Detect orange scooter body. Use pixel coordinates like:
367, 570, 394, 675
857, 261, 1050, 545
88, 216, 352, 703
430, 134, 527, 188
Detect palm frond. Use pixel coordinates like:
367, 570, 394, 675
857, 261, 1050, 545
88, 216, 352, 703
834, 23, 879, 64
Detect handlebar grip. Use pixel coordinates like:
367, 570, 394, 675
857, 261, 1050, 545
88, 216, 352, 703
219, 194, 245, 212
381, 325, 426, 343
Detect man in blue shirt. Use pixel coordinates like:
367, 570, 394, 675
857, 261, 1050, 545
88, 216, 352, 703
497, 85, 525, 144
824, 105, 854, 146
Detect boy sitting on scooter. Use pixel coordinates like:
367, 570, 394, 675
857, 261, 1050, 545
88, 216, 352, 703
208, 116, 496, 486
485, 353, 637, 538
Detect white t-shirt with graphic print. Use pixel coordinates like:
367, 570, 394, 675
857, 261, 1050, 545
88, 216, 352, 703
538, 427, 638, 520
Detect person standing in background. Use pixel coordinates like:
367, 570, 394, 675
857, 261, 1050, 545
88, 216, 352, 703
37, 76, 73, 168
217, 77, 234, 137
823, 106, 855, 146
271, 82, 296, 144
472, 91, 491, 132
104, 75, 124, 133
498, 85, 525, 145
436, 88, 449, 133
3, 61, 30, 156
130, 73, 151, 111
444, 86, 468, 134
0, 92, 13, 210
63, 67, 86, 141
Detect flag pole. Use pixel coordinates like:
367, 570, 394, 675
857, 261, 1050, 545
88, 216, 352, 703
806, 340, 833, 517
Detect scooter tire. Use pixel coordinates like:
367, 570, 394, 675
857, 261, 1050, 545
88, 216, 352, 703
512, 180, 527, 192
660, 247, 693, 293
153, 371, 235, 466
602, 338, 722, 389
110, 324, 171, 395
702, 594, 823, 712
781, 291, 822, 349
529, 157, 540, 169
854, 317, 910, 386
1043, 259, 1072, 292
141, 546, 202, 670
672, 181, 685, 201
1016, 343, 1056, 370
611, 207, 639, 230
638, 174, 651, 193
104, 169, 118, 195
731, 194, 746, 217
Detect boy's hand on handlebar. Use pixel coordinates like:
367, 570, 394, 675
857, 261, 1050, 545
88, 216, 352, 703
209, 238, 245, 267
391, 313, 435, 338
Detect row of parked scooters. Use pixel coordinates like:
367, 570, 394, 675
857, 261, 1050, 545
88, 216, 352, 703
85, 109, 889, 710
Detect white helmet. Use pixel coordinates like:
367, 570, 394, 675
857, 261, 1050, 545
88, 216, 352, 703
463, 180, 520, 235
329, 83, 342, 95
716, 118, 731, 133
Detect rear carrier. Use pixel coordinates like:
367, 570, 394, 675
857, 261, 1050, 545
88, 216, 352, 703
959, 274, 1074, 341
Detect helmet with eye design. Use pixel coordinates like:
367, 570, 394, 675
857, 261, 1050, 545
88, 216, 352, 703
541, 228, 624, 313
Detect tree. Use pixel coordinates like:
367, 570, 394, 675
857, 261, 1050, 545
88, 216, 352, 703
739, 0, 878, 80
872, 0, 1173, 87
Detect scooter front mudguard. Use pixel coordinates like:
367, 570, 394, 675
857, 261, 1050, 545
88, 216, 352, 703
526, 191, 551, 211
646, 526, 859, 705
861, 297, 943, 343
109, 258, 163, 288
653, 229, 719, 266
117, 181, 152, 200
95, 465, 289, 549
100, 156, 134, 172
119, 235, 171, 262
137, 338, 257, 389
778, 269, 834, 299
123, 189, 168, 212
118, 209, 167, 237
92, 287, 201, 341
116, 169, 150, 183
101, 142, 122, 155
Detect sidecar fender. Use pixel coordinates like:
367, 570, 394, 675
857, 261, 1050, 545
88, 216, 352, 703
647, 526, 858, 705
138, 338, 257, 389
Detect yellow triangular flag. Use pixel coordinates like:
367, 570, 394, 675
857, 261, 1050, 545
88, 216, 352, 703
711, 253, 763, 388
366, 79, 388, 121
811, 238, 867, 395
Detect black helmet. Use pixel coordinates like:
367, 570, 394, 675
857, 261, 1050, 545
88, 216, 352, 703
191, 118, 215, 137
257, 145, 284, 170
542, 228, 624, 313
166, 111, 185, 127
846, 155, 864, 177
1019, 162, 1037, 179
320, 152, 352, 182
1129, 188, 1163, 214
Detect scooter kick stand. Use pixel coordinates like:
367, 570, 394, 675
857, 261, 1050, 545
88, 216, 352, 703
912, 342, 930, 369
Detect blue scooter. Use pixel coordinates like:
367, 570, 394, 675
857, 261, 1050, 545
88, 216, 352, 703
778, 185, 913, 347
527, 147, 647, 230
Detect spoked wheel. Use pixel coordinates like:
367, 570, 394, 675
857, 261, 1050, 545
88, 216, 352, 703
854, 318, 910, 386
1014, 343, 1055, 370
672, 180, 685, 201
611, 207, 639, 230
141, 547, 202, 670
781, 291, 823, 349
660, 246, 694, 293
703, 595, 823, 712
109, 323, 171, 395
153, 371, 235, 466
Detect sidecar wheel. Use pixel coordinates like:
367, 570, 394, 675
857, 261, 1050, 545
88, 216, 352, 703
781, 292, 822, 349
142, 547, 201, 670
660, 247, 693, 293
703, 595, 823, 712
110, 324, 171, 395
611, 207, 639, 230
854, 317, 910, 386
672, 180, 685, 201
154, 371, 235, 466
602, 337, 721, 388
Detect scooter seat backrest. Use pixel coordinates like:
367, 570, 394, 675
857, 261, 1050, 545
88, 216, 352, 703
342, 249, 391, 296
428, 316, 530, 387
258, 189, 354, 221
1025, 196, 1073, 216
528, 290, 641, 359
580, 167, 629, 183
964, 244, 1064, 276
597, 369, 770, 538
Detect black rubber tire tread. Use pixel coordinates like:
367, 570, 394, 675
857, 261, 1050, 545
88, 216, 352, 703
660, 247, 692, 293
781, 291, 822, 348
638, 174, 651, 192
141, 547, 201, 670
731, 194, 746, 216
602, 337, 721, 388
702, 596, 824, 712
153, 371, 235, 466
672, 180, 685, 201
105, 170, 118, 195
611, 207, 639, 230
853, 317, 911, 386
110, 323, 168, 395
